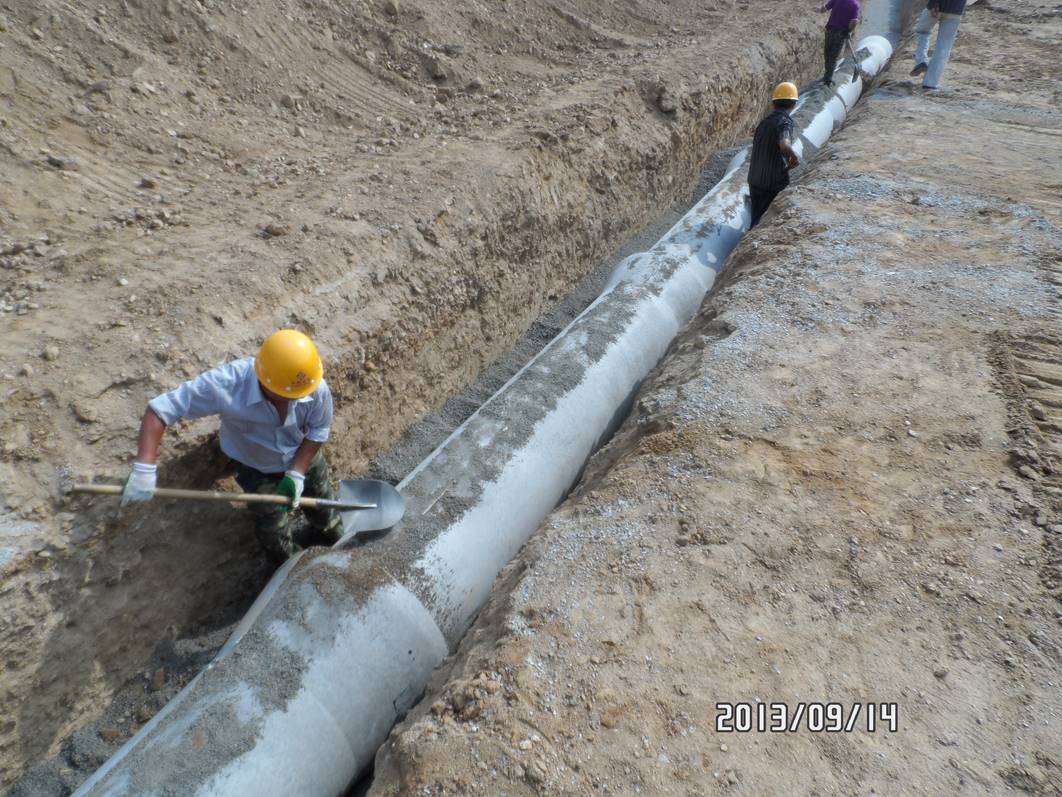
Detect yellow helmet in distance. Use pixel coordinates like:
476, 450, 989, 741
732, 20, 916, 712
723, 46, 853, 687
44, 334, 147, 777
771, 81, 799, 101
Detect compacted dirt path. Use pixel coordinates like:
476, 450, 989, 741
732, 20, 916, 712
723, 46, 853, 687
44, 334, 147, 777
364, 1, 1062, 794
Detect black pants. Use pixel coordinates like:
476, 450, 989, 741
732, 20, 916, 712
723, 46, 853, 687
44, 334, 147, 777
823, 28, 848, 83
749, 185, 782, 227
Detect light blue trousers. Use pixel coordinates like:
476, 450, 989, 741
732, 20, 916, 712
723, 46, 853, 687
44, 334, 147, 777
914, 9, 963, 88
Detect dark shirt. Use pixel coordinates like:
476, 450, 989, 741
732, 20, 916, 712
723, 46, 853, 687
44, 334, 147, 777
928, 0, 966, 14
824, 0, 860, 30
748, 109, 795, 191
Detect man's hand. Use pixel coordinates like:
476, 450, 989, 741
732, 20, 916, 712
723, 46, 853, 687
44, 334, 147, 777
780, 137, 800, 170
277, 470, 305, 512
930, 7, 940, 17
121, 462, 157, 505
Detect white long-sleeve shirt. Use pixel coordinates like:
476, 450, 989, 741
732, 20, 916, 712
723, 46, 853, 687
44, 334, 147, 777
148, 357, 333, 474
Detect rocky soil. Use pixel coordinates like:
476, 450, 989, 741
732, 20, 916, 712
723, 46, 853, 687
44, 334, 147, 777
0, 0, 834, 790
365, 1, 1062, 794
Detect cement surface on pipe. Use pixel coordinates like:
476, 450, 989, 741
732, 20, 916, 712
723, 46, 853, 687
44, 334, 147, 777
74, 35, 892, 797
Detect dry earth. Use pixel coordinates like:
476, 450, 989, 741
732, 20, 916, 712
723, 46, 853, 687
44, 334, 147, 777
0, 0, 837, 788
366, 1, 1062, 794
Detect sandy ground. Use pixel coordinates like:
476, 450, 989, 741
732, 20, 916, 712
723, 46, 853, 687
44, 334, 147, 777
0, 0, 835, 787
364, 1, 1062, 794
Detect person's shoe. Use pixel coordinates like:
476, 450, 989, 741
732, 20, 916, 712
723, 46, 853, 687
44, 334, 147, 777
910, 62, 928, 76
307, 515, 345, 546
922, 84, 937, 91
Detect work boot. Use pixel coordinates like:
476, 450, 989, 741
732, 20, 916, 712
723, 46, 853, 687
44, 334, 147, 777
910, 62, 927, 76
306, 515, 345, 548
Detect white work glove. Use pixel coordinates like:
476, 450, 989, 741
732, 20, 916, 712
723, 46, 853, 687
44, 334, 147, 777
121, 462, 157, 505
277, 469, 305, 512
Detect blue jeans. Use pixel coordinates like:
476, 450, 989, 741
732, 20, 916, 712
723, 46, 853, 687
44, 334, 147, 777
914, 9, 962, 88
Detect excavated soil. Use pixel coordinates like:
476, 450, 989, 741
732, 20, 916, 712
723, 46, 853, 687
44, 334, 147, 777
365, 1, 1062, 794
0, 0, 832, 790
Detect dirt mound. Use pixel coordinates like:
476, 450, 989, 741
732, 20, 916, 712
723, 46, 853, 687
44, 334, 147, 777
1, 0, 828, 788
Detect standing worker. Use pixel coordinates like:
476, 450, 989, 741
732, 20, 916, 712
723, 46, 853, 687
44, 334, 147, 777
748, 82, 801, 228
910, 0, 967, 90
820, 0, 861, 87
121, 329, 342, 564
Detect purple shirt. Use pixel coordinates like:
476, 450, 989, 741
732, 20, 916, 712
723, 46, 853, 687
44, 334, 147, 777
824, 0, 860, 30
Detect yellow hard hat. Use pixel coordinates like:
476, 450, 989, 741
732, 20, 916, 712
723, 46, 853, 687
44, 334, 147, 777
254, 329, 323, 399
771, 81, 799, 101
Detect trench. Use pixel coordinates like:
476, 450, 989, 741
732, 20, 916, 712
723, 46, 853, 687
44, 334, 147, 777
67, 36, 905, 797
5, 139, 757, 797
4, 150, 747, 797
5, 52, 793, 797
5, 149, 746, 797
8, 2, 916, 793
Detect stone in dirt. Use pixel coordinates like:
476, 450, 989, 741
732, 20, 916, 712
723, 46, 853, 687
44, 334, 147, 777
72, 401, 99, 423
46, 154, 77, 170
1018, 464, 1040, 481
263, 223, 290, 237
657, 91, 678, 114
425, 55, 449, 81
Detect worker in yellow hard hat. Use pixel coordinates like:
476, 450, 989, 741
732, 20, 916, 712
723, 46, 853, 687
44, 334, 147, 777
123, 329, 340, 564
747, 82, 801, 227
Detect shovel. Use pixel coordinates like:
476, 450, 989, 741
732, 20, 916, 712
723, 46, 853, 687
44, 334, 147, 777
73, 479, 406, 534
844, 35, 864, 81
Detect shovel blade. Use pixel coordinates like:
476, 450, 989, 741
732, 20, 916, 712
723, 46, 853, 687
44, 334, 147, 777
337, 479, 405, 534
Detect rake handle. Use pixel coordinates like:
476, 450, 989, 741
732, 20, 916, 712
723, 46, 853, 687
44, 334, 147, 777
72, 483, 374, 510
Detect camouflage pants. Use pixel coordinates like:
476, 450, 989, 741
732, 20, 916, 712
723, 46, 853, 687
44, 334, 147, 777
234, 451, 342, 564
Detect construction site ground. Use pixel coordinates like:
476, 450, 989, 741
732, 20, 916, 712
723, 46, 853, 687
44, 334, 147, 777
3, 0, 1061, 793
365, 2, 1062, 795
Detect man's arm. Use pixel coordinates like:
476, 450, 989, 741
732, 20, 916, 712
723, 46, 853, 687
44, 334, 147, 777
122, 408, 167, 505
275, 439, 323, 511
779, 136, 800, 169
276, 384, 333, 510
122, 364, 233, 505
135, 408, 167, 465
288, 439, 322, 475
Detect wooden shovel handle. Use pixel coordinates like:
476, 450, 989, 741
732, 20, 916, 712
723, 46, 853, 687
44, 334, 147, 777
74, 483, 338, 509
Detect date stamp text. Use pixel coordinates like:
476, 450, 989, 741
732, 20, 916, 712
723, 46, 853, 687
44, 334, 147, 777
715, 702, 898, 733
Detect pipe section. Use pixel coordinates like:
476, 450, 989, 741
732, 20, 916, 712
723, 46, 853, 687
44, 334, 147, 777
74, 35, 892, 797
